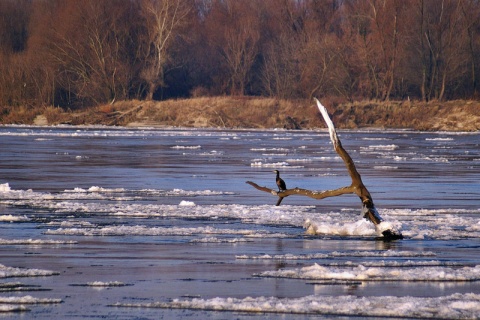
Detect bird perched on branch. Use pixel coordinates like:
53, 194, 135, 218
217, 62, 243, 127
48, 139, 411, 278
273, 170, 287, 192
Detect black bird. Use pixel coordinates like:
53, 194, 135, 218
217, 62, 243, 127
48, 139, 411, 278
273, 170, 287, 192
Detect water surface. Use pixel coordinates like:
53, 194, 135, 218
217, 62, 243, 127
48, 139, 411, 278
0, 126, 479, 318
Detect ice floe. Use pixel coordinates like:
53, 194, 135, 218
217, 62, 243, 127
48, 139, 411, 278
236, 250, 436, 260
0, 295, 62, 304
0, 282, 59, 295
426, 137, 454, 141
44, 225, 277, 237
2, 183, 480, 240
0, 264, 59, 278
250, 161, 292, 168
191, 237, 251, 243
304, 219, 377, 237
0, 305, 28, 313
0, 183, 11, 192
111, 293, 480, 319
257, 263, 480, 281
171, 145, 201, 149
0, 215, 29, 222
179, 200, 195, 206
0, 238, 77, 245
360, 144, 399, 151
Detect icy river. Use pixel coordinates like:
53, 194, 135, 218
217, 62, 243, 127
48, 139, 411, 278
0, 125, 479, 319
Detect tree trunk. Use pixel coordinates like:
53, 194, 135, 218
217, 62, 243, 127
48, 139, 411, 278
146, 81, 156, 100
246, 99, 403, 240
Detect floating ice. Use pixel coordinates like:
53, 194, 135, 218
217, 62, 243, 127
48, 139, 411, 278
0, 186, 232, 203
0, 183, 11, 192
360, 144, 398, 151
286, 158, 313, 162
0, 238, 77, 245
250, 147, 289, 152
0, 264, 59, 278
250, 161, 291, 168
373, 165, 398, 170
258, 263, 480, 281
179, 200, 195, 206
327, 250, 436, 257
0, 305, 28, 312
0, 215, 29, 222
375, 220, 402, 237
304, 218, 377, 237
166, 189, 230, 196
0, 295, 62, 304
87, 186, 126, 193
426, 137, 454, 141
237, 251, 436, 260
111, 293, 480, 319
171, 145, 201, 149
44, 225, 276, 237
190, 237, 251, 243
2, 185, 480, 240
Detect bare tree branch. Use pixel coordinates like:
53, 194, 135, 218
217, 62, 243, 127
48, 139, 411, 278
246, 98, 403, 239
246, 181, 355, 201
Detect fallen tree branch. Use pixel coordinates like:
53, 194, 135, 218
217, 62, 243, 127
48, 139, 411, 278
246, 98, 403, 239
245, 181, 354, 205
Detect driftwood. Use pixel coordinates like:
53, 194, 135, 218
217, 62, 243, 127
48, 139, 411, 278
246, 99, 403, 239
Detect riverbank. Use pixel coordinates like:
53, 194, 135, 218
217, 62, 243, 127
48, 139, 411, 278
2, 97, 479, 131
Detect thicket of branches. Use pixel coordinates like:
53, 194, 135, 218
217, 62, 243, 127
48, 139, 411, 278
1, 0, 479, 109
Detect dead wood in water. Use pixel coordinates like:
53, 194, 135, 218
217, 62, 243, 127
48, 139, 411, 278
246, 98, 403, 240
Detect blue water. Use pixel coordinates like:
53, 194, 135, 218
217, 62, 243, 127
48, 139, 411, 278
0, 125, 479, 319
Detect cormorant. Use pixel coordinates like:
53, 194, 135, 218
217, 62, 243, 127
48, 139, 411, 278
273, 170, 287, 192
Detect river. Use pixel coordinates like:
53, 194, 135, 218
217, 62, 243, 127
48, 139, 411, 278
0, 125, 479, 319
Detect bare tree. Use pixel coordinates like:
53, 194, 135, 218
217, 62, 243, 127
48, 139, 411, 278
205, 0, 261, 96
366, 0, 405, 100
40, 0, 144, 106
460, 0, 480, 98
2, 0, 480, 107
247, 99, 403, 240
139, 0, 191, 100
407, 0, 470, 101
261, 34, 300, 98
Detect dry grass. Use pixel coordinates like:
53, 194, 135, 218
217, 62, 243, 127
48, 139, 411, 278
1, 97, 479, 131
43, 106, 69, 124
134, 96, 324, 129
0, 105, 40, 124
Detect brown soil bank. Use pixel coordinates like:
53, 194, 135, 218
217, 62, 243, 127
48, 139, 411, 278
2, 97, 479, 131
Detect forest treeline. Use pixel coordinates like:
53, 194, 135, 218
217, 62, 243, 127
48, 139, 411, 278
1, 0, 480, 109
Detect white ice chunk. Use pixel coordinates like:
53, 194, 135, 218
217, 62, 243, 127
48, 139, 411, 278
0, 264, 59, 278
179, 200, 195, 206
0, 295, 62, 304
111, 293, 480, 319
0, 183, 11, 192
258, 263, 480, 281
0, 215, 29, 222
